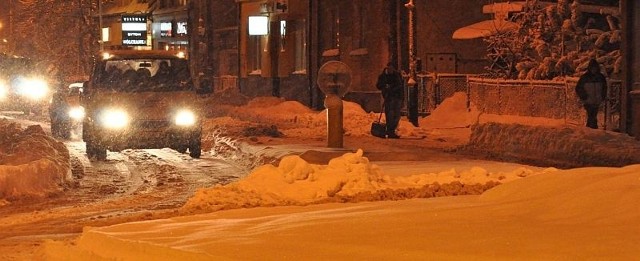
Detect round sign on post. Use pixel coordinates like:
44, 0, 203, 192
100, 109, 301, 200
317, 61, 351, 148
317, 61, 352, 97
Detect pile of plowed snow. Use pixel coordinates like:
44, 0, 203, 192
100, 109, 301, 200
0, 120, 71, 202
223, 97, 376, 137
205, 96, 427, 138
465, 122, 640, 168
182, 149, 555, 213
419, 92, 480, 129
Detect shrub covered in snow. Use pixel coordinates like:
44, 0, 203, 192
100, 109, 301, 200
485, 0, 620, 80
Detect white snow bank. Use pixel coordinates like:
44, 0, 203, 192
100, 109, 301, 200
419, 92, 480, 129
212, 97, 385, 138
40, 165, 640, 260
0, 120, 71, 201
467, 122, 640, 167
181, 149, 552, 212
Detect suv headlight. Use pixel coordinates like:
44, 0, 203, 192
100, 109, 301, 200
0, 81, 7, 100
17, 78, 49, 100
99, 109, 129, 129
175, 110, 196, 126
69, 106, 85, 120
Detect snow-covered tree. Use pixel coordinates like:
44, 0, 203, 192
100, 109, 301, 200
484, 0, 620, 80
12, 0, 100, 83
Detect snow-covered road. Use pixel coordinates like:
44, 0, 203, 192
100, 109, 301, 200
0, 113, 249, 258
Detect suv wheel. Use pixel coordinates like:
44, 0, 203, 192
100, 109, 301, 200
86, 141, 107, 161
175, 146, 188, 154
188, 140, 201, 159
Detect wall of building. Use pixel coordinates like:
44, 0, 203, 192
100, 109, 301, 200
414, 0, 488, 74
238, 0, 312, 106
210, 0, 239, 77
311, 0, 393, 111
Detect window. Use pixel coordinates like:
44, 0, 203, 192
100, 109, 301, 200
101, 27, 110, 42
248, 35, 263, 74
331, 8, 340, 49
294, 20, 307, 73
322, 6, 340, 57
354, 3, 366, 49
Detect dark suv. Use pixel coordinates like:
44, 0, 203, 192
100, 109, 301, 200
82, 50, 204, 160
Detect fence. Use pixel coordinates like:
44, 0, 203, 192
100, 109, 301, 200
410, 74, 622, 131
212, 76, 238, 93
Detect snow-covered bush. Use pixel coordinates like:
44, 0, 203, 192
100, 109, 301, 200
484, 0, 620, 80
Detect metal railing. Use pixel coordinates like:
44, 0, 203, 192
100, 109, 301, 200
408, 74, 622, 131
212, 76, 238, 93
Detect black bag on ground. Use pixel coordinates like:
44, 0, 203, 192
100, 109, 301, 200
370, 104, 386, 138
371, 121, 386, 138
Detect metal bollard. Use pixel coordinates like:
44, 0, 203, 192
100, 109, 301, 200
324, 92, 343, 148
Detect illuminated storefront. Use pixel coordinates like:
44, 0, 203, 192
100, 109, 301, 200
150, 2, 189, 51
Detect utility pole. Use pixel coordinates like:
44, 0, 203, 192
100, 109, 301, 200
9, 0, 13, 49
405, 0, 419, 126
99, 0, 103, 51
269, 0, 281, 97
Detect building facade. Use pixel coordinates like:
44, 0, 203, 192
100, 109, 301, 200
149, 0, 190, 52
232, 0, 488, 110
99, 0, 151, 50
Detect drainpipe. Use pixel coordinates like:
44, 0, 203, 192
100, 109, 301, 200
621, 0, 630, 134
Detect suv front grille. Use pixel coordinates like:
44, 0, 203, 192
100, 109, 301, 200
133, 120, 171, 129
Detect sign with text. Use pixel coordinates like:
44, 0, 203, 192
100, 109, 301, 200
176, 21, 188, 36
160, 22, 172, 37
122, 15, 148, 46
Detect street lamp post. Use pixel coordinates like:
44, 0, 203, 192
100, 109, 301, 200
405, 0, 419, 126
99, 0, 104, 51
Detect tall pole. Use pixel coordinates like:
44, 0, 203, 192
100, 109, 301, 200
405, 0, 419, 126
9, 0, 13, 48
269, 0, 281, 97
99, 0, 104, 51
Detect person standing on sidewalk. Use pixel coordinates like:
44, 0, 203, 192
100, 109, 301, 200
575, 59, 607, 129
376, 63, 404, 138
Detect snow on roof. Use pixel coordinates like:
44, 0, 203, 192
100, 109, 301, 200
453, 19, 519, 40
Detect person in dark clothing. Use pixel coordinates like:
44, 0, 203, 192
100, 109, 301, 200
575, 59, 607, 129
376, 63, 404, 138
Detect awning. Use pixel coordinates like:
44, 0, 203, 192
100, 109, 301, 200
452, 19, 519, 40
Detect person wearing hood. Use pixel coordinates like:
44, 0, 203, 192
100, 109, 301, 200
376, 62, 404, 139
575, 59, 607, 129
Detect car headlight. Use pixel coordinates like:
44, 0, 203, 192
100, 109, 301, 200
68, 106, 85, 120
175, 110, 196, 126
0, 81, 7, 100
17, 78, 49, 100
99, 109, 129, 129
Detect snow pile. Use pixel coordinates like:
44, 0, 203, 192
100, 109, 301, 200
40, 165, 639, 260
217, 97, 379, 138
464, 122, 640, 168
419, 92, 480, 129
0, 120, 71, 201
182, 149, 552, 212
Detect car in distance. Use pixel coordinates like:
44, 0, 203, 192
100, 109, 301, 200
82, 50, 206, 160
50, 82, 85, 139
0, 54, 50, 115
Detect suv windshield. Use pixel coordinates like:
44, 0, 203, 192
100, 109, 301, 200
94, 58, 193, 92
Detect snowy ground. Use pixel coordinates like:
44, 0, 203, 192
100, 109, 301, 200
40, 165, 640, 259
3, 91, 640, 259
